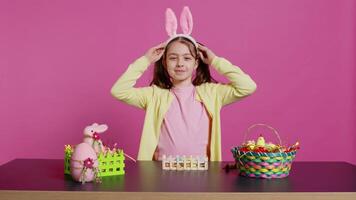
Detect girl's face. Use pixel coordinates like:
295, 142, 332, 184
164, 41, 198, 86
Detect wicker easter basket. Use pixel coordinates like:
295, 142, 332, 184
231, 124, 298, 179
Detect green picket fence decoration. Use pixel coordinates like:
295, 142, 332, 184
64, 145, 125, 177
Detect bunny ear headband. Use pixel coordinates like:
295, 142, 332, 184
165, 6, 198, 48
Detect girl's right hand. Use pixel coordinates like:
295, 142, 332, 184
144, 43, 166, 64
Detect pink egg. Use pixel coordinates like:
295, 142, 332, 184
70, 143, 99, 183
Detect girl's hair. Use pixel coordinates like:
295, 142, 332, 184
150, 37, 217, 89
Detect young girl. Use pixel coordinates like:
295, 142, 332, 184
111, 7, 257, 161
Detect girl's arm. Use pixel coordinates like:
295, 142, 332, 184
198, 44, 257, 106
110, 56, 153, 109
211, 56, 257, 106
111, 43, 165, 109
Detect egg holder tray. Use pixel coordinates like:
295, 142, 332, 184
64, 145, 125, 177
161, 155, 209, 170
231, 124, 298, 179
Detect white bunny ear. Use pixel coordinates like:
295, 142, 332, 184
165, 8, 178, 37
95, 124, 108, 133
180, 6, 193, 35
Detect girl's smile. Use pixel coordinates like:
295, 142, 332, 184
174, 69, 186, 73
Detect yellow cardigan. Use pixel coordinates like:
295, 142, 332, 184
111, 56, 257, 161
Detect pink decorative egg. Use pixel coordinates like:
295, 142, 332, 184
70, 143, 99, 183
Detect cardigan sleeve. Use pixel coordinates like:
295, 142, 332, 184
110, 56, 154, 109
211, 56, 257, 106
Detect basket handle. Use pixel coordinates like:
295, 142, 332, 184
242, 123, 282, 146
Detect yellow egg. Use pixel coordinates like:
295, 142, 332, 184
256, 135, 265, 147
265, 142, 276, 151
247, 144, 255, 150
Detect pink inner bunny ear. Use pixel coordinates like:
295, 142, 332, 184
180, 6, 193, 35
95, 124, 108, 133
165, 8, 177, 37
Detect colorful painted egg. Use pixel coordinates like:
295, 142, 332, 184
70, 143, 99, 183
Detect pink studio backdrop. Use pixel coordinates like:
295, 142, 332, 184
1, 0, 355, 165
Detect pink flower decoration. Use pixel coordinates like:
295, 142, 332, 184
92, 133, 100, 140
83, 158, 94, 169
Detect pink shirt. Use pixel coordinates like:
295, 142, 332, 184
154, 84, 211, 160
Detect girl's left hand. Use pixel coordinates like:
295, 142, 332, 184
198, 44, 216, 65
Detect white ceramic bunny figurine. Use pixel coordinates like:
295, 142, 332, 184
83, 123, 107, 154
